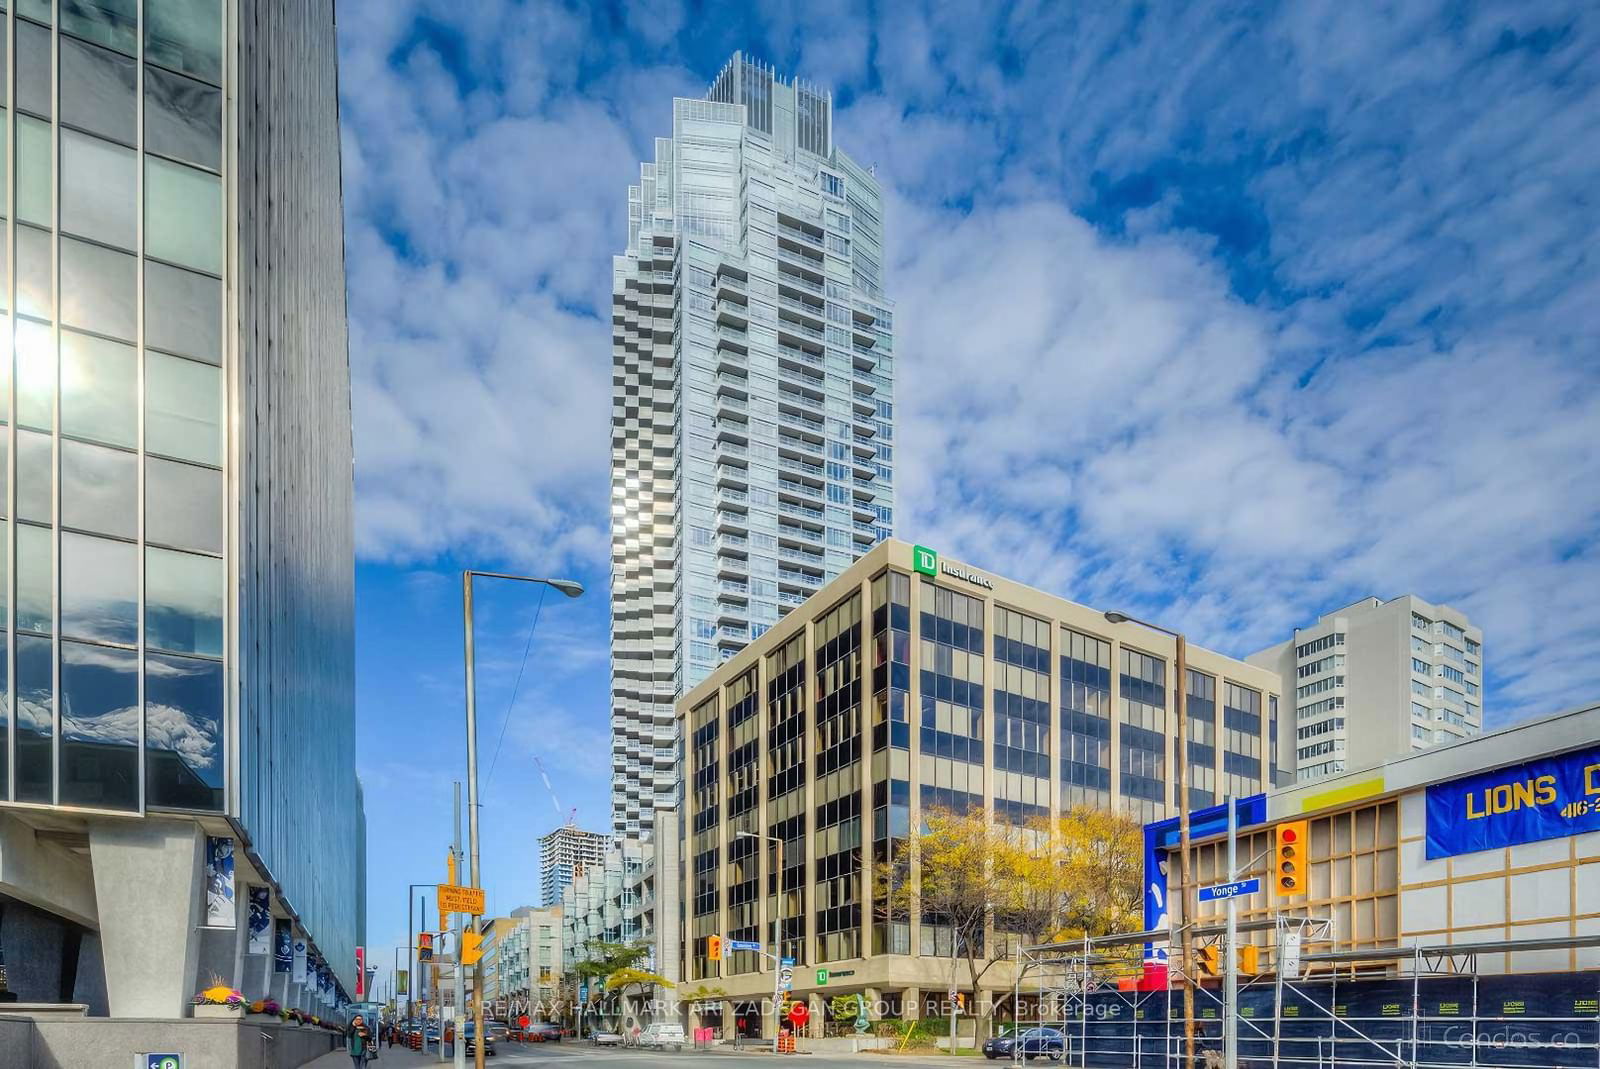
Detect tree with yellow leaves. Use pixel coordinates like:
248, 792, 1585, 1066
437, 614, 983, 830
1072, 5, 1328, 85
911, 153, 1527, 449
878, 803, 1144, 1033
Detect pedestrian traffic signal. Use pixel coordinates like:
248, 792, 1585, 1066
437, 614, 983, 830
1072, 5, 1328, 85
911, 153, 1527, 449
708, 935, 723, 962
418, 932, 434, 962
461, 931, 484, 966
1238, 944, 1259, 975
1275, 820, 1309, 897
1197, 945, 1220, 976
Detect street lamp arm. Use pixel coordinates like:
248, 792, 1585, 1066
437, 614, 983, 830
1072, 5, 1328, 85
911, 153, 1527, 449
1102, 609, 1179, 639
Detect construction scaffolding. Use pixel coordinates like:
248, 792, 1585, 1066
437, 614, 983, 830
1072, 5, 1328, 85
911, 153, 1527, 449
1013, 921, 1600, 1068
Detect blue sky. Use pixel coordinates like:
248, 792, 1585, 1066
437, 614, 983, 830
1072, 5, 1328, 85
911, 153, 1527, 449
337, 1, 1600, 989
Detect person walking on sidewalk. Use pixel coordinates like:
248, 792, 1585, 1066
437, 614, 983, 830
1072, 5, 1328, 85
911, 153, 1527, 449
346, 1013, 376, 1067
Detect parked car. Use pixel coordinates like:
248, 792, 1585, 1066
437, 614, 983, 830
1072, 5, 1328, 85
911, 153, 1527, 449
983, 1026, 1066, 1061
638, 1022, 687, 1051
590, 1030, 623, 1046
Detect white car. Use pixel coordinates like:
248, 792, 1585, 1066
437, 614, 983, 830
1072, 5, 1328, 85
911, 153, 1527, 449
590, 1031, 622, 1046
638, 1022, 687, 1051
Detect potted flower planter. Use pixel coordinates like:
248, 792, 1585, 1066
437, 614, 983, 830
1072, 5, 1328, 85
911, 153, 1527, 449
193, 1002, 245, 1019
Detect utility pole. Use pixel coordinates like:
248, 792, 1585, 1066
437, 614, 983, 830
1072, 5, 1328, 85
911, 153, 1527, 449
772, 833, 785, 1054
1175, 633, 1195, 1068
1104, 611, 1194, 1068
1225, 795, 1239, 1069
454, 782, 467, 1069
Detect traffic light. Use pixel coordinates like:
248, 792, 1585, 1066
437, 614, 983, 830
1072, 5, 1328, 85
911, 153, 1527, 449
955, 993, 966, 1011
1275, 820, 1310, 897
1238, 944, 1259, 975
1197, 945, 1220, 976
708, 935, 723, 961
461, 931, 484, 966
417, 932, 434, 962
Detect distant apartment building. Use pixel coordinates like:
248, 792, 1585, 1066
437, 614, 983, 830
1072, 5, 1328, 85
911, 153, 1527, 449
539, 825, 609, 907
610, 52, 897, 839
675, 540, 1282, 1033
560, 809, 681, 1017
494, 904, 562, 1013
1247, 596, 1483, 783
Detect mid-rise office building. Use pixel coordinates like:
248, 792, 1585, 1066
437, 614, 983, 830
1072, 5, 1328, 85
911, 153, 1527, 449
675, 540, 1281, 1032
1247, 596, 1483, 782
0, 0, 364, 1021
610, 53, 896, 839
538, 824, 608, 907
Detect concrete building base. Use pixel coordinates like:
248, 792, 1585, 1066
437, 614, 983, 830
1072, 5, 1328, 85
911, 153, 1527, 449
0, 1015, 339, 1069
88, 818, 205, 1018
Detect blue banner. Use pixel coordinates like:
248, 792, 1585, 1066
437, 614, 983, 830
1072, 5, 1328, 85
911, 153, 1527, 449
1426, 743, 1600, 859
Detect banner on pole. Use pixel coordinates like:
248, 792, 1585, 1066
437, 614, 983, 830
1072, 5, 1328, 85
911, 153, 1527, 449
247, 886, 271, 954
203, 837, 235, 927
292, 939, 308, 983
356, 947, 366, 997
274, 919, 292, 973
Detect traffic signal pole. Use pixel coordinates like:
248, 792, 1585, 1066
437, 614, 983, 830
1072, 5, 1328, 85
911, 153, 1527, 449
772, 832, 784, 1053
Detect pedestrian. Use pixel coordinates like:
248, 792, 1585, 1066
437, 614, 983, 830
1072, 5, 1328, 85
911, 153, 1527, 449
346, 1013, 376, 1067
387, 1019, 397, 1048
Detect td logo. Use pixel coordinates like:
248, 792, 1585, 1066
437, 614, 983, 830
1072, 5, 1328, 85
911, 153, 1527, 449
912, 545, 938, 577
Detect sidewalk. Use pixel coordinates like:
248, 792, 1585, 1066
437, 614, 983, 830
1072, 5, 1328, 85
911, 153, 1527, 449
305, 1043, 460, 1067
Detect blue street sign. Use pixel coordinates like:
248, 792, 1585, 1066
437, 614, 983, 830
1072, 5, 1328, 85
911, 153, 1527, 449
781, 957, 796, 966
727, 940, 762, 952
1198, 878, 1260, 903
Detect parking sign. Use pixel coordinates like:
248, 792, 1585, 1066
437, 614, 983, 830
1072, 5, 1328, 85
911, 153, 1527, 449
146, 1056, 183, 1069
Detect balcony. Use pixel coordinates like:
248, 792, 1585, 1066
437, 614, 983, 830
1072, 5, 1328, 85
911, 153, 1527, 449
778, 294, 825, 323
779, 500, 825, 522
852, 304, 877, 326
715, 440, 748, 460
777, 317, 825, 343
852, 395, 876, 416
778, 407, 825, 436
778, 433, 824, 460
777, 269, 824, 296
716, 373, 749, 398
778, 220, 824, 247
716, 423, 749, 445
778, 590, 809, 606
719, 488, 749, 509
715, 348, 747, 375
778, 568, 822, 589
715, 555, 747, 579
779, 545, 825, 567
777, 343, 824, 372
718, 579, 750, 599
715, 511, 749, 534
715, 464, 748, 487
715, 274, 745, 301
716, 326, 749, 353
778, 477, 823, 500
717, 300, 749, 328
852, 347, 876, 371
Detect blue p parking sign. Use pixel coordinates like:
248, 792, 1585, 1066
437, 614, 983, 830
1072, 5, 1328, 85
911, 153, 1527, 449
145, 1055, 183, 1069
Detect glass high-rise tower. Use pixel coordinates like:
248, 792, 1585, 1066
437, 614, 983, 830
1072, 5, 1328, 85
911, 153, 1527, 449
0, 0, 363, 1019
610, 54, 896, 839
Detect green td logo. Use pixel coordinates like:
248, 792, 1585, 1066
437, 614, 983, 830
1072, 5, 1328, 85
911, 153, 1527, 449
912, 545, 938, 577
816, 968, 830, 986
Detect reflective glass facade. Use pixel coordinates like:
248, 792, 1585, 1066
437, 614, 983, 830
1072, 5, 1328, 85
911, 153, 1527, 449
3, 0, 363, 997
611, 53, 895, 840
5, 0, 226, 813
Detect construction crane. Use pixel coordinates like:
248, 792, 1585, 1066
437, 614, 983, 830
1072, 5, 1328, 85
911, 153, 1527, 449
533, 756, 576, 826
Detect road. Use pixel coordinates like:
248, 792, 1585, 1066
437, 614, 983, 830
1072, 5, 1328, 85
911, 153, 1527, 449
310, 1041, 979, 1068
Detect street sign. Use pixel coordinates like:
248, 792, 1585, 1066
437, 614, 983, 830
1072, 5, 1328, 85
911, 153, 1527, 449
437, 884, 485, 915
1198, 878, 1261, 903
727, 939, 762, 952
816, 968, 829, 986
461, 931, 484, 966
779, 966, 794, 992
781, 957, 795, 966
145, 1057, 183, 1069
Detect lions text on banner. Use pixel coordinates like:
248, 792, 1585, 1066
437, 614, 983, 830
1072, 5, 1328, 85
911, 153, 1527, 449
1425, 743, 1600, 859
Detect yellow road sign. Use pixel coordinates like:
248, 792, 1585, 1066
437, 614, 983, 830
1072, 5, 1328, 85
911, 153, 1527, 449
437, 884, 485, 915
461, 931, 484, 966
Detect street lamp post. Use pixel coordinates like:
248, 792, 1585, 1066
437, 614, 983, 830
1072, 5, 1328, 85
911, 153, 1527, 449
463, 570, 583, 1069
738, 829, 785, 1052
1104, 610, 1197, 1069
403, 882, 432, 1040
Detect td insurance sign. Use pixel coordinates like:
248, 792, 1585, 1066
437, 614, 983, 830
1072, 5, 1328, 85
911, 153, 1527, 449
912, 545, 994, 590
1425, 743, 1600, 859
